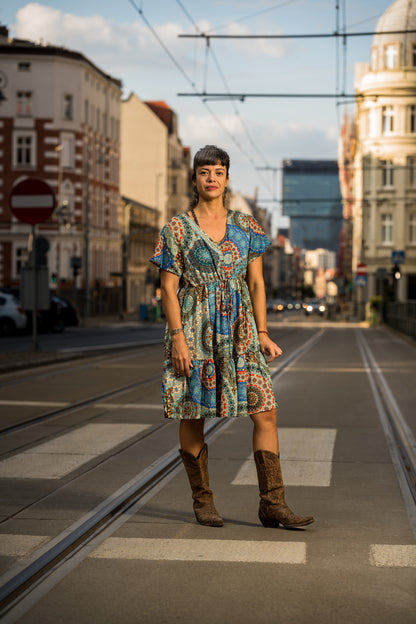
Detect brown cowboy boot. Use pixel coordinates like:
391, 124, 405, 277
254, 449, 314, 528
179, 443, 223, 527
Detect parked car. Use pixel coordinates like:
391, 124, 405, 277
51, 296, 79, 327
0, 292, 27, 336
304, 299, 327, 316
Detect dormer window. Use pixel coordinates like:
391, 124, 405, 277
384, 44, 399, 69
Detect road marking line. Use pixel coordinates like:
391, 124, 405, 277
0, 400, 70, 407
232, 428, 337, 487
94, 403, 163, 410
89, 538, 307, 564
370, 545, 416, 567
0, 535, 49, 557
0, 423, 150, 479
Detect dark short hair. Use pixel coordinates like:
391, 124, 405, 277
192, 145, 230, 179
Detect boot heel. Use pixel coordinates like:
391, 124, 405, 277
259, 512, 280, 528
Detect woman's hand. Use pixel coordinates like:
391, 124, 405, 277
171, 333, 193, 377
259, 333, 283, 363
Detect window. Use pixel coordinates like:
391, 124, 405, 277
61, 134, 75, 168
14, 247, 28, 277
18, 62, 31, 72
171, 176, 178, 194
412, 43, 416, 67
84, 99, 89, 125
381, 214, 393, 244
409, 214, 416, 243
382, 106, 395, 134
384, 44, 399, 69
381, 160, 394, 187
14, 133, 35, 167
409, 105, 416, 133
409, 157, 416, 187
63, 94, 73, 120
16, 91, 32, 116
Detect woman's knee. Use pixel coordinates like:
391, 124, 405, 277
250, 408, 277, 429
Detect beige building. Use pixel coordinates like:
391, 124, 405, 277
353, 0, 416, 301
120, 93, 168, 312
0, 27, 122, 313
145, 101, 191, 222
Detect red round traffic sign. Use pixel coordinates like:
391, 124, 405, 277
356, 263, 368, 276
8, 178, 56, 225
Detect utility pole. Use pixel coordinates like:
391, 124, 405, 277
83, 145, 90, 321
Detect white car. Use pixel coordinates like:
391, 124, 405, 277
0, 292, 27, 336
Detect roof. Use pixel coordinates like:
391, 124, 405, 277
145, 101, 173, 132
0, 37, 122, 88
374, 0, 416, 56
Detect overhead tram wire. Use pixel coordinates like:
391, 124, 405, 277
128, 0, 275, 200
203, 0, 301, 35
179, 29, 416, 40
174, 0, 274, 194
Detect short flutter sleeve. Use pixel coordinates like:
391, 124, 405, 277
150, 218, 184, 277
247, 216, 272, 263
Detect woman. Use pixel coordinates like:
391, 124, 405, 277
150, 145, 313, 529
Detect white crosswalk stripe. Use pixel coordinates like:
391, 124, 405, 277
232, 428, 337, 487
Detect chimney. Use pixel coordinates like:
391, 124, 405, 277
0, 25, 9, 43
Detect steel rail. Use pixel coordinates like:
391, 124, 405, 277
0, 418, 228, 617
0, 372, 162, 437
0, 327, 326, 617
357, 331, 416, 505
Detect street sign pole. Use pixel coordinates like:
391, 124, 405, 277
31, 224, 39, 351
8, 178, 56, 352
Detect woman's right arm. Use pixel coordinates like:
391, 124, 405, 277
160, 269, 193, 377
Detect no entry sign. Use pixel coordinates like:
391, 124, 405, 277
9, 178, 56, 225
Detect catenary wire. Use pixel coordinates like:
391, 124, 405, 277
128, 0, 274, 197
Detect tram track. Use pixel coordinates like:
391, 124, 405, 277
357, 330, 416, 508
0, 327, 327, 619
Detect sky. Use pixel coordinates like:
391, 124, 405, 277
0, 0, 397, 231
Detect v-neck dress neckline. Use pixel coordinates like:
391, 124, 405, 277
187, 209, 229, 246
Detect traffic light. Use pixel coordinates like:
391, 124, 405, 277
51, 272, 57, 284
393, 265, 401, 280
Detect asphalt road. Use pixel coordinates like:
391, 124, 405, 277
0, 322, 415, 623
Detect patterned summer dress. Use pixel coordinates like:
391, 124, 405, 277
150, 209, 276, 420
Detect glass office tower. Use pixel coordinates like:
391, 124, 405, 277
282, 160, 343, 252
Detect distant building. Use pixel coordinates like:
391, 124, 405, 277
282, 160, 343, 253
0, 27, 122, 309
353, 0, 416, 301
145, 101, 191, 222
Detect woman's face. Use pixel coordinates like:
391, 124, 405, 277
194, 161, 229, 202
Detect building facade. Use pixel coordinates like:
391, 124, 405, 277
353, 0, 416, 301
145, 101, 191, 222
0, 28, 122, 312
282, 160, 343, 253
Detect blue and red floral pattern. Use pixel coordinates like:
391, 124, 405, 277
150, 210, 276, 419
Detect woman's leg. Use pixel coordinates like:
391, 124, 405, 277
250, 408, 279, 454
178, 418, 222, 527
250, 408, 314, 528
179, 419, 205, 456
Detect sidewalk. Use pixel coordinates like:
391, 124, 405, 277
0, 313, 164, 374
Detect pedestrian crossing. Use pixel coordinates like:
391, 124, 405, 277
1, 534, 415, 568
0, 423, 150, 479
232, 428, 337, 487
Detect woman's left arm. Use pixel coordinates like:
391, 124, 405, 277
246, 256, 282, 363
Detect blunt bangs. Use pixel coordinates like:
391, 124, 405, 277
193, 145, 230, 177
